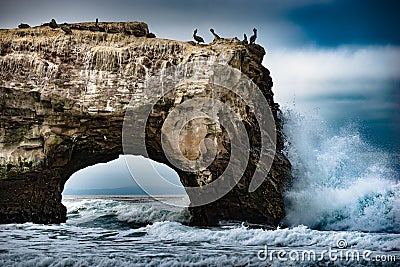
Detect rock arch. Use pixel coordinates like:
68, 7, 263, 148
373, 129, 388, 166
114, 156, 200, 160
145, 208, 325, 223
0, 23, 291, 226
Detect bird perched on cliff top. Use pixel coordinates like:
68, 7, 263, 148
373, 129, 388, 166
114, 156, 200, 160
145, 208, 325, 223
210, 28, 221, 41
49, 19, 58, 29
193, 29, 204, 44
61, 25, 72, 34
249, 28, 257, 44
242, 33, 248, 45
90, 18, 105, 32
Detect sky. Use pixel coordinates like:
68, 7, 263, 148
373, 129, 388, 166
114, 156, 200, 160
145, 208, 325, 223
1, 0, 399, 192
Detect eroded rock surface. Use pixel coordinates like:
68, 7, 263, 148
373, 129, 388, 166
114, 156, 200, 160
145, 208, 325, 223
0, 22, 291, 226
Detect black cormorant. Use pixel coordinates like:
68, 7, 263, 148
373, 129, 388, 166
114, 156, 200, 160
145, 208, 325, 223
243, 33, 248, 44
193, 29, 204, 44
249, 28, 257, 44
210, 28, 220, 41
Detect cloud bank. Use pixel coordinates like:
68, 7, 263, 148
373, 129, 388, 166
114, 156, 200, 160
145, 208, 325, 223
266, 45, 400, 101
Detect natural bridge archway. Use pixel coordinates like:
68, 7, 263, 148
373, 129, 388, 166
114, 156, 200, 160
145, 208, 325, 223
62, 155, 186, 196
0, 23, 291, 226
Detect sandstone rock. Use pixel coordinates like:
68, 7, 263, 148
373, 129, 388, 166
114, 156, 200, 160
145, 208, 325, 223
107, 27, 120, 34
0, 22, 291, 226
49, 19, 58, 29
72, 24, 88, 31
18, 23, 30, 29
61, 25, 72, 35
89, 25, 100, 32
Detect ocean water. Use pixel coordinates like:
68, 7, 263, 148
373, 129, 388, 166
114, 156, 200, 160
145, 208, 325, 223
0, 109, 399, 266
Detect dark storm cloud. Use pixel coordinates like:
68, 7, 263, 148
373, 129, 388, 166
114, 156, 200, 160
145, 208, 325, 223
288, 0, 400, 46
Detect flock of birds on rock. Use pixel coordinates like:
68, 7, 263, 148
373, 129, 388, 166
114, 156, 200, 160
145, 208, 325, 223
193, 28, 257, 45
18, 18, 156, 38
18, 19, 258, 45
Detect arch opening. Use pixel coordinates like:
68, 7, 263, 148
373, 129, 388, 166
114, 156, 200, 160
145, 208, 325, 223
62, 155, 187, 198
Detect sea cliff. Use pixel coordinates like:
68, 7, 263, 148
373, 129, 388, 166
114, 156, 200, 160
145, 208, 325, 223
0, 22, 291, 226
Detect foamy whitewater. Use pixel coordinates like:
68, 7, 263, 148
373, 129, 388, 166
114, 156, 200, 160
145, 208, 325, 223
0, 108, 399, 266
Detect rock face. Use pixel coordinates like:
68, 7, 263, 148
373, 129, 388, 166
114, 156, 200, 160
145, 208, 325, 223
0, 22, 291, 226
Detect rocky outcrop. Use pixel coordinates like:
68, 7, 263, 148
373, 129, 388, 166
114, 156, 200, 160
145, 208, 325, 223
0, 22, 291, 226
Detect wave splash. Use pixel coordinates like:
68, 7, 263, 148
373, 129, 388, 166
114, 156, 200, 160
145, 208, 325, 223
281, 108, 400, 232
